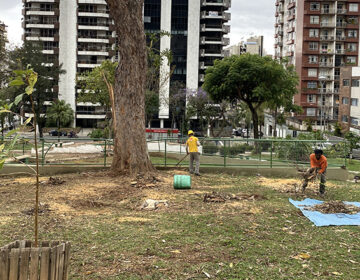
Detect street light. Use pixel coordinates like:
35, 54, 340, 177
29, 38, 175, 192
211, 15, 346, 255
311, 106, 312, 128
318, 75, 326, 131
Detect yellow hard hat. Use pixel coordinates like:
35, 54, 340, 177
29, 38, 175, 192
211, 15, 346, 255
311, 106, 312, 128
188, 130, 194, 135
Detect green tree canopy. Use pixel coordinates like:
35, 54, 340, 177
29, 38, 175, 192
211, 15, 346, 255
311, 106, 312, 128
203, 54, 299, 138
46, 100, 74, 131
7, 42, 65, 137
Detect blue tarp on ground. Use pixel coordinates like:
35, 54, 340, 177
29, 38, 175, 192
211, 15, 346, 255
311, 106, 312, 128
289, 198, 360, 227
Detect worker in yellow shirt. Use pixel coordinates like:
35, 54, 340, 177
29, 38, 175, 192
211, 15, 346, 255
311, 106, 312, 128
186, 130, 201, 176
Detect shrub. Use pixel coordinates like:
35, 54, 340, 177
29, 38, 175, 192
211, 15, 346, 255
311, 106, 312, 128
219, 144, 246, 156
203, 144, 218, 154
88, 128, 110, 139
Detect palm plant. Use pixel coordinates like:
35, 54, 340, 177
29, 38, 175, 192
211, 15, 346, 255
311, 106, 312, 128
47, 100, 74, 140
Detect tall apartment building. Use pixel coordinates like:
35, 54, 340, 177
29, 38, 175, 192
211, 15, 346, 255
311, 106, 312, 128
275, 0, 360, 130
22, 0, 231, 128
225, 35, 265, 57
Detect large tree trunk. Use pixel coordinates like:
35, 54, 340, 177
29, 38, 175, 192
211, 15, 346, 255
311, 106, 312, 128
106, 0, 154, 174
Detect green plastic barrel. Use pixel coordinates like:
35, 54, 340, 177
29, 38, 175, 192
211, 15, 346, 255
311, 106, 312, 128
173, 175, 191, 189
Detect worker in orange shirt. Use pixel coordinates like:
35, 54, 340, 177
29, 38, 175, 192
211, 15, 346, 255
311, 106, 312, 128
186, 130, 201, 176
301, 149, 328, 196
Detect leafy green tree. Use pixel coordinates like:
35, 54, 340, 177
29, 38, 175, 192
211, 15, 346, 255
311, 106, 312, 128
203, 54, 299, 138
8, 42, 65, 137
334, 122, 342, 137
77, 60, 117, 133
345, 131, 360, 157
145, 90, 159, 128
186, 88, 230, 137
46, 100, 74, 135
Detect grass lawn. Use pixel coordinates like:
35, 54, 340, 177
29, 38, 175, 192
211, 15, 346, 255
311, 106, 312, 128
0, 171, 359, 279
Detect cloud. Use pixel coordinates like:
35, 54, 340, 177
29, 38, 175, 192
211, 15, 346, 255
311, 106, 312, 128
228, 0, 275, 55
0, 0, 23, 47
1, 0, 276, 54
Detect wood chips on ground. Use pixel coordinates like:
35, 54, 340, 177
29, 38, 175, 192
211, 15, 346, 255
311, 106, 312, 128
304, 201, 360, 214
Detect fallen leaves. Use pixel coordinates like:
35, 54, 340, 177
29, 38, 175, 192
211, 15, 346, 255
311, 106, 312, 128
292, 253, 311, 260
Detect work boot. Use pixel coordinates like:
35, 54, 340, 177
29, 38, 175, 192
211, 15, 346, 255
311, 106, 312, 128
301, 182, 307, 193
319, 184, 325, 197
195, 173, 201, 176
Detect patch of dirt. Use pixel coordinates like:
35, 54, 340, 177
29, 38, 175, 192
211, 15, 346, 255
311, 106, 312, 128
304, 201, 360, 214
203, 191, 265, 203
117, 217, 152, 223
22, 203, 52, 216
47, 177, 65, 185
69, 199, 111, 209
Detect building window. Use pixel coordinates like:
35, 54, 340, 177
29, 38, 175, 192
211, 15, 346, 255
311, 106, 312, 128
347, 56, 357, 64
310, 3, 320, 11
343, 79, 350, 86
307, 81, 317, 88
307, 108, 316, 116
307, 95, 315, 103
309, 29, 319, 37
308, 55, 318, 63
342, 97, 349, 104
351, 118, 359, 125
349, 3, 358, 12
348, 30, 358, 38
347, 43, 357, 51
308, 68, 317, 77
352, 79, 360, 87
351, 98, 358, 106
342, 115, 349, 123
309, 42, 318, 50
310, 16, 319, 24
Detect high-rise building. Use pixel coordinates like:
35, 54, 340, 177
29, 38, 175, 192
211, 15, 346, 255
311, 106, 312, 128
225, 35, 264, 57
275, 0, 360, 130
22, 0, 231, 128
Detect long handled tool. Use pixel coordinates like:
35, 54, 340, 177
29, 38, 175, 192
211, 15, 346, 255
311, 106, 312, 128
175, 136, 208, 167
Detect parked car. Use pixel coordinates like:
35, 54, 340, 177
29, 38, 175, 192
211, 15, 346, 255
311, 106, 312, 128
49, 130, 67, 136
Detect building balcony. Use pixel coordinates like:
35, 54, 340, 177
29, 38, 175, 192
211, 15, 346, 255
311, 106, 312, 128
78, 24, 110, 31
78, 36, 110, 43
319, 62, 333, 67
201, 11, 231, 21
287, 14, 296, 21
335, 49, 345, 54
23, 0, 58, 2
319, 75, 334, 81
78, 0, 107, 4
199, 62, 211, 70
25, 36, 56, 42
200, 24, 230, 33
201, 0, 231, 8
319, 35, 334, 41
320, 22, 335, 28
286, 51, 294, 56
286, 39, 294, 45
77, 61, 103, 68
336, 22, 347, 28
337, 9, 347, 14
200, 49, 225, 57
25, 23, 56, 29
25, 9, 56, 16
200, 36, 226, 45
288, 2, 296, 9
335, 35, 346, 41
321, 8, 336, 14
78, 50, 109, 56
78, 12, 110, 18
320, 49, 334, 54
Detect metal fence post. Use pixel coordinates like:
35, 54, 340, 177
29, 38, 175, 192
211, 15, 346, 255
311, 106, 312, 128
165, 138, 167, 167
22, 140, 25, 155
344, 141, 347, 167
270, 140, 273, 168
104, 139, 107, 167
41, 139, 45, 166
224, 140, 226, 167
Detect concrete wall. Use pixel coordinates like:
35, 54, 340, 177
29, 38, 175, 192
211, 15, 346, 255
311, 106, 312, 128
186, 0, 200, 90
58, 0, 77, 126
158, 0, 172, 122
